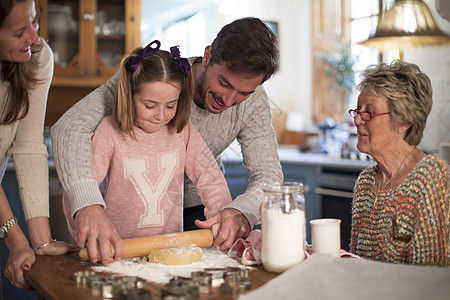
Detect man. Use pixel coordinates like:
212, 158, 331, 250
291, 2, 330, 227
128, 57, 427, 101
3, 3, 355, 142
51, 17, 283, 265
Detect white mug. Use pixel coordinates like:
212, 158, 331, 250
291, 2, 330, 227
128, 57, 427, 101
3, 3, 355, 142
310, 218, 341, 257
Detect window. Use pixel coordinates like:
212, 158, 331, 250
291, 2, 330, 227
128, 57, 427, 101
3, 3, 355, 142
140, 1, 218, 57
349, 0, 399, 108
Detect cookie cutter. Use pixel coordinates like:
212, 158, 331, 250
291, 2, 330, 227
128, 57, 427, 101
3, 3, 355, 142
101, 283, 115, 299
161, 285, 199, 300
168, 276, 193, 288
190, 271, 212, 293
73, 271, 150, 299
119, 276, 147, 289
203, 268, 227, 288
73, 270, 99, 285
220, 268, 252, 296
114, 286, 152, 300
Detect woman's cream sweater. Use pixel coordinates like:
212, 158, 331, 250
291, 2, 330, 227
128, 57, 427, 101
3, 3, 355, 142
0, 39, 53, 220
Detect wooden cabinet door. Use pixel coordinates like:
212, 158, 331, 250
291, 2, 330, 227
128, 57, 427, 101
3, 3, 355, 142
311, 0, 351, 123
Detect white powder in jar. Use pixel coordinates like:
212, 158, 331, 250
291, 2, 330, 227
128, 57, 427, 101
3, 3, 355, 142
92, 247, 246, 284
261, 208, 305, 272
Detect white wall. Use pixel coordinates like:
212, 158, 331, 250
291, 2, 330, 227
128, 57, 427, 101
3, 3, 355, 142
213, 0, 313, 129
404, 0, 450, 152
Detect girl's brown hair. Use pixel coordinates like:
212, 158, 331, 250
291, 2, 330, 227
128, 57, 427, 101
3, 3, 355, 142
114, 47, 193, 138
0, 0, 43, 125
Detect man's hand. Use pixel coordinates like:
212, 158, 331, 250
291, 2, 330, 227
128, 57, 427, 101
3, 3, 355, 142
194, 208, 250, 250
74, 205, 123, 264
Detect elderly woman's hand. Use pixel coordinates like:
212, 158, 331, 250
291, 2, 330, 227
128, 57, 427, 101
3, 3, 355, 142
4, 243, 35, 290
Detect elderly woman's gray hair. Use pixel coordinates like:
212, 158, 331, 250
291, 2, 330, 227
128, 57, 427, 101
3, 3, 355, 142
357, 60, 432, 146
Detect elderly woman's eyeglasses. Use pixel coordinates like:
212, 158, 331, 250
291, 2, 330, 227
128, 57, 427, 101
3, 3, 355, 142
348, 109, 390, 121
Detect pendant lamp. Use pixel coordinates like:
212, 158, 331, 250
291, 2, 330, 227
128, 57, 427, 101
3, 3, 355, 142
359, 0, 450, 50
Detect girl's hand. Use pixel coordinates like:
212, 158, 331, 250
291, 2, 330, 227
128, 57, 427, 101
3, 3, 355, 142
4, 244, 35, 290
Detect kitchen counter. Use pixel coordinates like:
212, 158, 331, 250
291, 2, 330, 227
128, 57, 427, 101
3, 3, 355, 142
220, 144, 375, 169
276, 147, 374, 169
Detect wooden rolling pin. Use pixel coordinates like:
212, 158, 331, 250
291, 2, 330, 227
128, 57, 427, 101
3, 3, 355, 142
79, 229, 213, 260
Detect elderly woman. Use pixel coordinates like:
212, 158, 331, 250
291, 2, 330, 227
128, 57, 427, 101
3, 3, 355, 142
0, 0, 76, 292
349, 60, 449, 266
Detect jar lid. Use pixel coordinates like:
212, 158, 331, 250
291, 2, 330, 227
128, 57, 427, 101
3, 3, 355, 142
263, 182, 303, 193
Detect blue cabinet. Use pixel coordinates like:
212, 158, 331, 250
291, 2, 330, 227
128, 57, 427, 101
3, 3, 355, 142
281, 163, 320, 244
222, 160, 249, 200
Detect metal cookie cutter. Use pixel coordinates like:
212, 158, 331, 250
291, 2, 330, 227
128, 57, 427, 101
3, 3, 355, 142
161, 285, 199, 300
226, 266, 249, 278
114, 286, 152, 300
203, 268, 227, 288
220, 267, 252, 297
119, 276, 147, 289
190, 271, 212, 294
73, 270, 98, 285
168, 276, 193, 288
101, 283, 115, 299
112, 276, 150, 299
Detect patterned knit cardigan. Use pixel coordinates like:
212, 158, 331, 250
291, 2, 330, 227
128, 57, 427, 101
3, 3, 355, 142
350, 155, 449, 266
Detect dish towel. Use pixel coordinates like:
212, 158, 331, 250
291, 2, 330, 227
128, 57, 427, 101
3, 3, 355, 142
228, 229, 262, 265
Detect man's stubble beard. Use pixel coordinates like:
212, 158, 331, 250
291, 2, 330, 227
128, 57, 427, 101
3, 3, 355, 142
195, 70, 209, 112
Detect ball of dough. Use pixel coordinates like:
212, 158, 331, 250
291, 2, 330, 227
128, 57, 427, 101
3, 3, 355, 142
146, 246, 203, 265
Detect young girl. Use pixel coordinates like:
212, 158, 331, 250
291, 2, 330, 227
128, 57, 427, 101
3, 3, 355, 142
63, 40, 232, 239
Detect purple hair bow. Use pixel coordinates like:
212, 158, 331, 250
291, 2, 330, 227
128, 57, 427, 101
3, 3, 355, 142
126, 40, 161, 73
170, 46, 191, 77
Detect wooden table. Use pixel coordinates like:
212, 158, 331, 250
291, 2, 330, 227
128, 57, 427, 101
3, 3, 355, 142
24, 252, 278, 299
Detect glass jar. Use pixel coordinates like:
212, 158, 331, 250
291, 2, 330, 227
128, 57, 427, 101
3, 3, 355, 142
261, 182, 306, 272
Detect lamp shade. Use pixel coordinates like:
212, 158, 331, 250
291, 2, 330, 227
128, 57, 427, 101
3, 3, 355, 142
359, 0, 450, 50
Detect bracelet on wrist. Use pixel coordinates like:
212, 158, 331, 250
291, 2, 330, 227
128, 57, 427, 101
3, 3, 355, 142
33, 239, 57, 252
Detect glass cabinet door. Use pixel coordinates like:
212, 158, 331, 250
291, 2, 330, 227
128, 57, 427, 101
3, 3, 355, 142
46, 0, 80, 74
97, 0, 127, 75
40, 0, 140, 83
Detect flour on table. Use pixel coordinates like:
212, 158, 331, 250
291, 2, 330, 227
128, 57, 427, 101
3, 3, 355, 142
92, 248, 246, 284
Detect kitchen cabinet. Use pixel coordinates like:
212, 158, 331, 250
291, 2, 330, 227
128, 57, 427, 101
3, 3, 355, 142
38, 0, 141, 125
281, 163, 320, 244
222, 160, 249, 200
